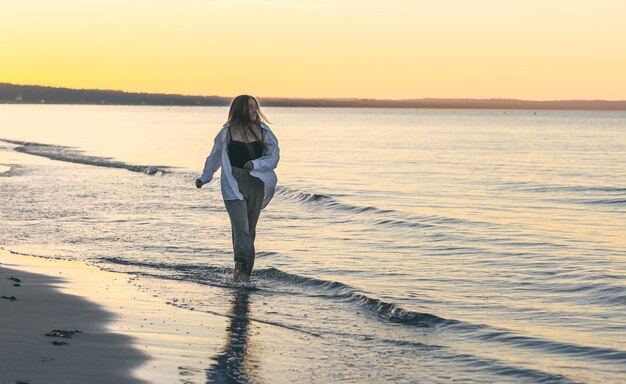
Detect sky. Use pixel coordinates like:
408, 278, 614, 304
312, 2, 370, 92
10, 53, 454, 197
2, 0, 625, 100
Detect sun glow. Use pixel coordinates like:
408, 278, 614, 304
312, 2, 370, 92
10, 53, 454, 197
1, 0, 625, 100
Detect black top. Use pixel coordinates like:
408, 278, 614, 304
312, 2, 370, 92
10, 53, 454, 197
228, 140, 263, 168
227, 126, 264, 168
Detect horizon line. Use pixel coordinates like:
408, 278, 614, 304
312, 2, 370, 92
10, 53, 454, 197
2, 82, 625, 103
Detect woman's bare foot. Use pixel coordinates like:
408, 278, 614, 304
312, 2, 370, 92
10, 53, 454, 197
233, 262, 242, 280
233, 262, 251, 284
239, 272, 251, 284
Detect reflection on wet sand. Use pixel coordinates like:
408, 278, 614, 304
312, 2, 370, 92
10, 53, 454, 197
206, 289, 255, 383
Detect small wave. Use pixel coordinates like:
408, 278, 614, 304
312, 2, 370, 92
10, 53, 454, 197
475, 329, 626, 363
100, 256, 227, 274
442, 350, 576, 384
509, 182, 626, 194
256, 251, 279, 258
577, 186, 626, 193
608, 295, 626, 306
366, 337, 576, 382
276, 186, 469, 229
276, 187, 390, 214
371, 218, 434, 229
577, 198, 626, 206
0, 139, 168, 175
276, 189, 333, 203
503, 181, 626, 209
99, 256, 450, 328
97, 257, 258, 291
551, 280, 626, 307
0, 246, 73, 261
257, 267, 452, 327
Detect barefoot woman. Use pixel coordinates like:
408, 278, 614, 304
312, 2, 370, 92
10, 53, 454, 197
196, 95, 280, 282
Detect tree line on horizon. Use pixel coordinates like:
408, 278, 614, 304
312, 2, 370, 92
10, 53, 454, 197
1, 83, 625, 111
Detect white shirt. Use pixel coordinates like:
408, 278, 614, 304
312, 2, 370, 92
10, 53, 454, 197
199, 122, 280, 209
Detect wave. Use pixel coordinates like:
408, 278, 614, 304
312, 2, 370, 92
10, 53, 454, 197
256, 267, 452, 327
0, 139, 169, 175
99, 256, 233, 278
532, 186, 626, 194
502, 181, 626, 208
472, 328, 626, 363
577, 198, 626, 206
276, 187, 390, 214
15, 250, 626, 370
550, 280, 626, 307
506, 181, 626, 194
99, 256, 451, 328
2, 138, 477, 229
369, 338, 577, 383
441, 350, 577, 384
99, 256, 626, 366
275, 186, 468, 229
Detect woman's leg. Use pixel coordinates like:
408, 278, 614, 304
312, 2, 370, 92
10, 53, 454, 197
243, 178, 265, 276
226, 167, 265, 280
225, 199, 254, 280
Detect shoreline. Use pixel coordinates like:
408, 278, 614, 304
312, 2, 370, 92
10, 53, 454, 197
0, 250, 228, 383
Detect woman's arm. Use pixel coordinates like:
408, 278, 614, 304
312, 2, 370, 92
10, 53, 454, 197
197, 129, 225, 187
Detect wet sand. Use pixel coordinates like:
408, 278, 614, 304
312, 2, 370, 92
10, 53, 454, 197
0, 250, 229, 383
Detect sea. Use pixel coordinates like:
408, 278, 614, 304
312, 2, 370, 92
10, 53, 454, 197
1, 104, 625, 383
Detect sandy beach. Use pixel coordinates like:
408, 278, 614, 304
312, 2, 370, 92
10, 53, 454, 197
0, 250, 230, 384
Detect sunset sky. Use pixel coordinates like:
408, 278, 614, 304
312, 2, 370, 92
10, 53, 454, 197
2, 0, 625, 100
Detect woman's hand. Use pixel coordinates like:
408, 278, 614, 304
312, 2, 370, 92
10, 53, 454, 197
244, 161, 254, 171
195, 179, 203, 188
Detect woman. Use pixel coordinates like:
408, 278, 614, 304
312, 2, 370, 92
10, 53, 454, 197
196, 95, 280, 283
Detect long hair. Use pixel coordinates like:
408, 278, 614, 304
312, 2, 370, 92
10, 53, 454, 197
224, 95, 270, 144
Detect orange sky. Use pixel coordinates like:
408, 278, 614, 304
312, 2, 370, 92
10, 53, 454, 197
2, 0, 625, 100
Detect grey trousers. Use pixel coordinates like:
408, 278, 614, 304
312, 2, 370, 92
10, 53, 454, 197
224, 166, 265, 275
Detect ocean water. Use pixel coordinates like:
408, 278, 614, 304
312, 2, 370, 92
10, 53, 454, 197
1, 104, 625, 383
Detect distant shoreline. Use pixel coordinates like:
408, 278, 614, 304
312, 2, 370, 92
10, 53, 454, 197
2, 83, 625, 111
